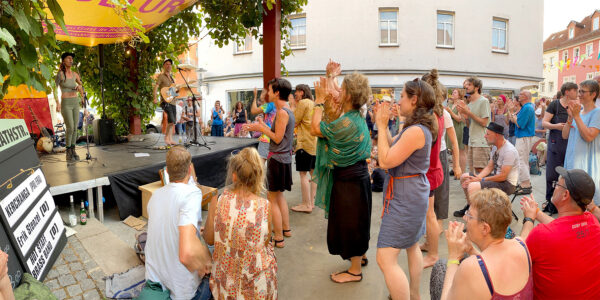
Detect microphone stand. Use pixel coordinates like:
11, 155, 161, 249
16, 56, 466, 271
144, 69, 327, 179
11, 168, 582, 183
79, 92, 96, 163
178, 67, 211, 150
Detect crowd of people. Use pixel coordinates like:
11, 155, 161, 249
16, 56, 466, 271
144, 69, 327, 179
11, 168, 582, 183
140, 59, 600, 300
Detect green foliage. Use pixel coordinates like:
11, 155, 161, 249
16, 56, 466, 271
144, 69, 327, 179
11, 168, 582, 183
0, 0, 65, 94
49, 6, 203, 135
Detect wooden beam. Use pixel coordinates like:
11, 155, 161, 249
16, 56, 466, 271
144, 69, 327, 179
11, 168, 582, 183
262, 0, 282, 88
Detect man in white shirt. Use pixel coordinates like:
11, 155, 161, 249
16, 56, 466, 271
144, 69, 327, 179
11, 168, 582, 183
144, 146, 212, 300
461, 122, 520, 204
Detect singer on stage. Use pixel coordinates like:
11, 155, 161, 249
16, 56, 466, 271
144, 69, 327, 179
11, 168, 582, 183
153, 58, 178, 145
55, 52, 85, 164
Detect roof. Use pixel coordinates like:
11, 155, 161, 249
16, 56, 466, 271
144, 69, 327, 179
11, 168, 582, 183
544, 10, 600, 52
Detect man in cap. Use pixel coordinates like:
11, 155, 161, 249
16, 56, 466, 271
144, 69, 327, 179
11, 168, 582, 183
460, 122, 520, 204
520, 167, 600, 299
153, 58, 178, 145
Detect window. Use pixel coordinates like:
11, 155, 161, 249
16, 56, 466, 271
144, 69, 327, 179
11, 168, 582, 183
437, 12, 454, 47
290, 15, 306, 48
587, 72, 595, 80
563, 50, 568, 62
234, 33, 252, 54
574, 47, 580, 58
548, 82, 554, 92
594, 17, 599, 31
540, 82, 545, 93
569, 27, 574, 39
549, 57, 554, 67
379, 9, 398, 45
492, 18, 507, 52
587, 43, 594, 56
563, 75, 576, 83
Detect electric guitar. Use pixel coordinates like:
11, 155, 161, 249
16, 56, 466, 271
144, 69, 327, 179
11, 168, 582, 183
28, 106, 53, 153
160, 83, 178, 104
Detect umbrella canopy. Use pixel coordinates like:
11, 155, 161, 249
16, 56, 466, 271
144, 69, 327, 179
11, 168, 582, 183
44, 0, 197, 46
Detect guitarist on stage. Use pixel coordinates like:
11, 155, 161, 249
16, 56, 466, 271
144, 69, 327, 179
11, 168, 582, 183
55, 52, 85, 163
153, 58, 178, 145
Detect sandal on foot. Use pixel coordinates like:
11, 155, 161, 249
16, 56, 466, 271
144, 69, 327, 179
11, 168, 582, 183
273, 239, 285, 248
361, 257, 368, 267
330, 270, 363, 283
283, 229, 292, 237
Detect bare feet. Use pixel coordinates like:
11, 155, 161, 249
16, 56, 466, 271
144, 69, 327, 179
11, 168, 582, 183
330, 270, 362, 283
419, 242, 429, 252
422, 254, 439, 269
291, 204, 312, 213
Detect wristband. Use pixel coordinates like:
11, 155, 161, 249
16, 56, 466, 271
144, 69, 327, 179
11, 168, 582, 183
447, 259, 460, 266
481, 177, 485, 182
523, 217, 535, 225
315, 103, 324, 108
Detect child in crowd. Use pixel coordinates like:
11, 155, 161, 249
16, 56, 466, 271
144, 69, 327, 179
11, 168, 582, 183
371, 158, 385, 192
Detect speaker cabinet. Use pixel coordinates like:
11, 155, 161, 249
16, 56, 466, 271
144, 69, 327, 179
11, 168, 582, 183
93, 118, 116, 145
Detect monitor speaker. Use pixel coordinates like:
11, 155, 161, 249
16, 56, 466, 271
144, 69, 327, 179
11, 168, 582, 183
93, 118, 116, 145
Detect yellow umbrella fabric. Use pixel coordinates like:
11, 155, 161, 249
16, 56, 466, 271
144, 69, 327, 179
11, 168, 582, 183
44, 0, 198, 46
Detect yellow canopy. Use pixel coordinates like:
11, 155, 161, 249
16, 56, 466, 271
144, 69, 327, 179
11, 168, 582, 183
44, 0, 198, 47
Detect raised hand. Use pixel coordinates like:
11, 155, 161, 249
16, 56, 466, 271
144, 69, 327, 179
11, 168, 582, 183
314, 77, 327, 105
520, 195, 538, 219
374, 100, 391, 127
446, 221, 468, 260
568, 100, 581, 118
326, 59, 341, 77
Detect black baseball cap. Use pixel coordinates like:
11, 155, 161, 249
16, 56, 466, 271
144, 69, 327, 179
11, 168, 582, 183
163, 58, 173, 65
486, 122, 505, 135
556, 167, 596, 206
61, 52, 75, 61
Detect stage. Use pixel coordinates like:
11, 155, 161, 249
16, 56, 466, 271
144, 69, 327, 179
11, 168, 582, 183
40, 134, 258, 220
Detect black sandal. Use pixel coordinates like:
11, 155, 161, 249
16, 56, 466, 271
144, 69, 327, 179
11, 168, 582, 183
283, 229, 292, 237
361, 257, 368, 267
272, 238, 285, 248
330, 270, 363, 283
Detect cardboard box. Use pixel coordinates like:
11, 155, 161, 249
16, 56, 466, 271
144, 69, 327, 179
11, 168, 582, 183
139, 181, 217, 219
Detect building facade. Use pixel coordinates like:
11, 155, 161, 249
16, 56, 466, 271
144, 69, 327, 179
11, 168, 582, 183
192, 0, 543, 122
544, 10, 600, 98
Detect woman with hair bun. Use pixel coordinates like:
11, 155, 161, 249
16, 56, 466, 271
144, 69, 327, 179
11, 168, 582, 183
204, 147, 277, 299
374, 78, 438, 299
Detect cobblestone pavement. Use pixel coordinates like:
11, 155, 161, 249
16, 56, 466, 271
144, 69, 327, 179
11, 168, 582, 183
43, 235, 105, 300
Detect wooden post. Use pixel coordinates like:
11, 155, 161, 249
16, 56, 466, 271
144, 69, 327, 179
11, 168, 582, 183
262, 0, 281, 88
127, 45, 142, 135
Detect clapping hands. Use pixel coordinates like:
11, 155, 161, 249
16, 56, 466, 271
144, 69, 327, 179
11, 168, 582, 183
326, 59, 341, 78
520, 195, 539, 219
446, 221, 470, 260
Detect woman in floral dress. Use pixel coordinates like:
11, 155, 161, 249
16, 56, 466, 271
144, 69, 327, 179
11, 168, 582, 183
204, 147, 277, 299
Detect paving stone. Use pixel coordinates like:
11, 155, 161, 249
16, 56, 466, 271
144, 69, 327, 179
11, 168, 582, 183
80, 278, 95, 291
57, 274, 76, 287
64, 253, 79, 262
79, 252, 92, 261
95, 279, 105, 293
70, 296, 82, 300
88, 269, 105, 281
66, 284, 82, 297
83, 260, 98, 270
53, 288, 67, 300
69, 262, 83, 272
74, 270, 88, 282
54, 256, 65, 265
82, 289, 101, 300
56, 265, 69, 275
45, 279, 59, 291
45, 268, 59, 280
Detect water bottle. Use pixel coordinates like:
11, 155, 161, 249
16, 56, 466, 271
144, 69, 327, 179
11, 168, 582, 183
68, 196, 77, 226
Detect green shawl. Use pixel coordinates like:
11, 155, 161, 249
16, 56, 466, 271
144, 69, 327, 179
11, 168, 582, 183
313, 110, 371, 218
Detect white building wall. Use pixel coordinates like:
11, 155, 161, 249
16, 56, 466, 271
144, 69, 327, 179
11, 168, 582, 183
541, 50, 559, 99
196, 0, 543, 122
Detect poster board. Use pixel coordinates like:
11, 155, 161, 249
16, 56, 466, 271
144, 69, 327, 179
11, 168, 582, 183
0, 119, 66, 286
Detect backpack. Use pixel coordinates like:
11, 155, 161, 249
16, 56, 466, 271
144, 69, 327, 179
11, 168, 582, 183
134, 232, 147, 263
529, 153, 541, 175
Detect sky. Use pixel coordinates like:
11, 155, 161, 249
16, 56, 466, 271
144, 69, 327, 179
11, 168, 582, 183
544, 0, 599, 40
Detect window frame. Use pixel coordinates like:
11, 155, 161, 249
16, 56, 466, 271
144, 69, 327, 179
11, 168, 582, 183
233, 33, 253, 55
548, 81, 554, 93
540, 82, 545, 93
594, 17, 599, 31
587, 43, 594, 56
491, 17, 508, 53
379, 8, 399, 47
574, 47, 580, 58
289, 13, 307, 49
587, 72, 595, 80
436, 11, 455, 48
569, 27, 574, 39
562, 50, 568, 62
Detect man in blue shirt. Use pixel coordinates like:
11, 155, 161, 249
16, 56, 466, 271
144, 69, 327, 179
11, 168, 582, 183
508, 90, 535, 191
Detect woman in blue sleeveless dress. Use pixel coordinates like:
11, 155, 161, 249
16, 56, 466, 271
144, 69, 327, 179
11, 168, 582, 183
374, 79, 438, 300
